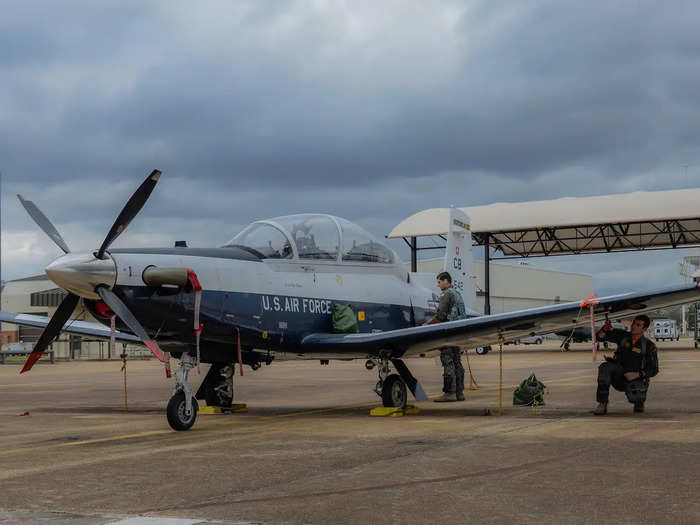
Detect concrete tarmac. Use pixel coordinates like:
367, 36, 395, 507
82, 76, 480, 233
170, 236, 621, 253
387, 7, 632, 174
1, 341, 700, 524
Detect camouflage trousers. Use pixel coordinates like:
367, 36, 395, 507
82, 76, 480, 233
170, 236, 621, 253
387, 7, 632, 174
440, 347, 465, 394
596, 361, 649, 405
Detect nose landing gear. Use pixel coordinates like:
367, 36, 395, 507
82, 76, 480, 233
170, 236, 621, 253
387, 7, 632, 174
167, 351, 199, 431
167, 390, 198, 431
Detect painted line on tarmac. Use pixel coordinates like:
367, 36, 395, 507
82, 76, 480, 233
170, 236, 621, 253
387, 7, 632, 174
0, 369, 595, 456
0, 430, 171, 457
572, 417, 680, 423
58, 430, 172, 447
106, 518, 210, 524
214, 369, 597, 425
145, 420, 582, 512
0, 368, 646, 483
153, 420, 672, 512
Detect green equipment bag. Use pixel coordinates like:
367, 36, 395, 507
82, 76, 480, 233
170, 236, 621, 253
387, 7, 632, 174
513, 374, 547, 406
332, 303, 359, 334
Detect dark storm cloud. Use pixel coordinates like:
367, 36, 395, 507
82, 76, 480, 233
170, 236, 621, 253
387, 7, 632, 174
2, 1, 700, 291
3, 0, 699, 188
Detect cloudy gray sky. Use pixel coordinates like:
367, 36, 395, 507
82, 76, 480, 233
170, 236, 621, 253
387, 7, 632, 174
2, 0, 700, 294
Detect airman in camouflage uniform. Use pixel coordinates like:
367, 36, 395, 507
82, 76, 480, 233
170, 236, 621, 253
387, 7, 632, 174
593, 314, 658, 415
427, 271, 467, 402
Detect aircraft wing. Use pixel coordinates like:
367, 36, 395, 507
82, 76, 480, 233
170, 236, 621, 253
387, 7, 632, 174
0, 312, 141, 344
300, 283, 700, 357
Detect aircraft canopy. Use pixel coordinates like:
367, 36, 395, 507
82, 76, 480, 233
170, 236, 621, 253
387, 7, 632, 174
225, 214, 398, 264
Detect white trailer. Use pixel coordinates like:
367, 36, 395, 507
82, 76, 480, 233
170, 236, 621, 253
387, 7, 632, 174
653, 318, 679, 341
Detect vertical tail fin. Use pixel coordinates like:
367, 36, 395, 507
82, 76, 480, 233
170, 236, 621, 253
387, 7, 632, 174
443, 207, 477, 313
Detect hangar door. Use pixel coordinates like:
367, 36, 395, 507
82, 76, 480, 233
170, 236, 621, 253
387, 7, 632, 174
19, 324, 44, 343
18, 311, 47, 344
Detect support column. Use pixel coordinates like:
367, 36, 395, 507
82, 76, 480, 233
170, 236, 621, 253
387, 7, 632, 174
410, 236, 417, 273
484, 237, 491, 315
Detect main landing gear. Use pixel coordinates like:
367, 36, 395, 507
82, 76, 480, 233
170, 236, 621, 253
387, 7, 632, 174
198, 363, 235, 408
367, 355, 427, 408
167, 351, 199, 431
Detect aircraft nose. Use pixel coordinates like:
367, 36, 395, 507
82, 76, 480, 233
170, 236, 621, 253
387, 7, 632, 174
45, 252, 117, 299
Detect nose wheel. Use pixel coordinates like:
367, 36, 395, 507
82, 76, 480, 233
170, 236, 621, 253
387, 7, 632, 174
167, 351, 199, 431
167, 390, 198, 431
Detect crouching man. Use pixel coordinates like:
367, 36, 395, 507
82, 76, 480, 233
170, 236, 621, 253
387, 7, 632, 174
594, 314, 658, 415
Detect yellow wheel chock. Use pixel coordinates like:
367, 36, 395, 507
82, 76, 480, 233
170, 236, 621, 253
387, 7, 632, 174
369, 405, 420, 417
200, 403, 248, 415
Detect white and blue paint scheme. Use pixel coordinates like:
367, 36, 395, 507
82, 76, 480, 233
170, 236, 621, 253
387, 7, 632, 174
4, 171, 700, 430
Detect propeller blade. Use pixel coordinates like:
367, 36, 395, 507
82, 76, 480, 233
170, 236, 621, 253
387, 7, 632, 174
20, 293, 80, 373
96, 169, 161, 259
96, 286, 167, 363
17, 195, 71, 254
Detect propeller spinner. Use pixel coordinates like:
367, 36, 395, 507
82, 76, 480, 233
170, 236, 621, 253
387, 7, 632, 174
17, 170, 167, 373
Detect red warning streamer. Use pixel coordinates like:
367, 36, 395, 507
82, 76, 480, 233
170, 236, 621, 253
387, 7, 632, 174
187, 269, 203, 373
235, 327, 244, 376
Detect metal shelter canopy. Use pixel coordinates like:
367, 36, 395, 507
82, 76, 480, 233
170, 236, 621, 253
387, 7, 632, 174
388, 187, 700, 314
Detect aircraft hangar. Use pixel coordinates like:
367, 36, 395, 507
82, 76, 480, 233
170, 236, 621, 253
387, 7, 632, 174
389, 187, 700, 314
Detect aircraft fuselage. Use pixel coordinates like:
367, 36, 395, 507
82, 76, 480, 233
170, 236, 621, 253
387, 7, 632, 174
84, 247, 438, 362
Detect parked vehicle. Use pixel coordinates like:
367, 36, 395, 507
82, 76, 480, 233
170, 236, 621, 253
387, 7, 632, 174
653, 318, 679, 341
557, 321, 623, 350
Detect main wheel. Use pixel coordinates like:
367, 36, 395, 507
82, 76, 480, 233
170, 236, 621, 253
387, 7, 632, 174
476, 346, 490, 355
535, 337, 542, 344
167, 390, 198, 431
381, 374, 407, 408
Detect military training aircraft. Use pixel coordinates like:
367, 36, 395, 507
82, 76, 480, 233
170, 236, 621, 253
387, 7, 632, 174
3, 170, 700, 430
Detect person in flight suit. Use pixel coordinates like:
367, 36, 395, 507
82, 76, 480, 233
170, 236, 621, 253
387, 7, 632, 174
426, 271, 467, 402
593, 314, 659, 415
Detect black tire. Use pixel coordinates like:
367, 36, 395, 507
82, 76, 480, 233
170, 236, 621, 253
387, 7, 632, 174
381, 374, 407, 408
564, 342, 570, 351
167, 390, 198, 431
536, 338, 542, 345
475, 347, 486, 355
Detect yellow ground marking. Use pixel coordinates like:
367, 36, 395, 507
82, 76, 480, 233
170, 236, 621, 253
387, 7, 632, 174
220, 370, 597, 424
0, 368, 604, 458
72, 415, 134, 419
57, 430, 172, 447
0, 383, 62, 388
0, 364, 688, 482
